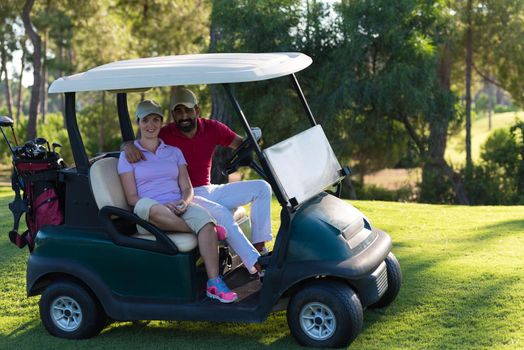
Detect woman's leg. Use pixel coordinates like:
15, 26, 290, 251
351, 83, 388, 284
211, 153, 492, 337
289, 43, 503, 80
197, 223, 219, 279
148, 204, 191, 232
192, 196, 260, 272
182, 204, 238, 303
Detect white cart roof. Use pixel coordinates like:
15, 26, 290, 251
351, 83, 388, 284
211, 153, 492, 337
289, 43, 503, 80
48, 52, 312, 93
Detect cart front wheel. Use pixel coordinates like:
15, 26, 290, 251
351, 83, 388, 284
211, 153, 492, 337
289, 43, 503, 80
39, 280, 106, 339
287, 280, 363, 348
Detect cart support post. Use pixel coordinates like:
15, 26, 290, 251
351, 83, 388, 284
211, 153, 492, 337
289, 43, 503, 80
65, 92, 89, 174
289, 73, 316, 126
117, 93, 135, 142
222, 84, 287, 207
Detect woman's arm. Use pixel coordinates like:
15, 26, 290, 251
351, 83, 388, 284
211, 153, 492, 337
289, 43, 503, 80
168, 165, 193, 215
120, 172, 140, 206
178, 164, 194, 205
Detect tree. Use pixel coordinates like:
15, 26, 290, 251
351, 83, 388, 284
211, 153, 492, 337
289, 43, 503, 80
208, 0, 302, 182
464, 0, 473, 170
450, 0, 524, 170
22, 0, 41, 140
0, 2, 19, 118
475, 0, 524, 107
326, 0, 468, 203
15, 39, 27, 121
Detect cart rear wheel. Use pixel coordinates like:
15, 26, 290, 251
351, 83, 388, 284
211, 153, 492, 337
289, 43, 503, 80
39, 280, 106, 339
369, 252, 402, 309
287, 280, 363, 348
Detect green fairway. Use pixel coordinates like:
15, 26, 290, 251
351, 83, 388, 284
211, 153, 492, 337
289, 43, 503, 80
0, 190, 523, 349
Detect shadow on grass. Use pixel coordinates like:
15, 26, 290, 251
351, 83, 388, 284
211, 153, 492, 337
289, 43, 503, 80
464, 218, 524, 243
0, 316, 304, 350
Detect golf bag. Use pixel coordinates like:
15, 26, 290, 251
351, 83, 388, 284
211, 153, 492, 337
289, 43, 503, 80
8, 151, 64, 252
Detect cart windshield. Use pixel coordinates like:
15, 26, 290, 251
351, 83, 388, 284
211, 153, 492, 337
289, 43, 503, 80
263, 125, 342, 207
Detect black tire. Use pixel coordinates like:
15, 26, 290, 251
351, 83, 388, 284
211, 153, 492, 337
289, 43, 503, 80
369, 252, 402, 309
39, 280, 107, 339
287, 280, 363, 348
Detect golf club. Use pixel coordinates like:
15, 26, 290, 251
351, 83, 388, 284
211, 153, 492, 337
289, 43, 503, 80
0, 115, 18, 145
35, 137, 51, 152
52, 142, 62, 153
0, 116, 15, 155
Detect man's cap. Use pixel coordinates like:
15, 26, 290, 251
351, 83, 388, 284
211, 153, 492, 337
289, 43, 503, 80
170, 87, 198, 110
136, 99, 163, 120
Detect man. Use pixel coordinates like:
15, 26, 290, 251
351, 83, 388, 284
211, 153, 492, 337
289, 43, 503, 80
124, 87, 272, 253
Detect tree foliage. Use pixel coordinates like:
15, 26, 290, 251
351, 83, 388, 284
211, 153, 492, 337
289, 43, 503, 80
0, 0, 523, 204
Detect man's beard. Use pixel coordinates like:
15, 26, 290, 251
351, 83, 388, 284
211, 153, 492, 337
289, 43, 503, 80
176, 118, 197, 133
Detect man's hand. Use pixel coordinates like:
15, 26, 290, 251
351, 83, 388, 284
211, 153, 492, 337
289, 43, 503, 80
122, 142, 145, 163
166, 200, 187, 216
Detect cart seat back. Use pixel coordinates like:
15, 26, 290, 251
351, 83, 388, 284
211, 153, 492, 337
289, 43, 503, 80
89, 157, 197, 252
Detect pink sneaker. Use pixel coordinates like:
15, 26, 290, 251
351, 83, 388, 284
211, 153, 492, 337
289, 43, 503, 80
206, 277, 238, 303
215, 225, 228, 241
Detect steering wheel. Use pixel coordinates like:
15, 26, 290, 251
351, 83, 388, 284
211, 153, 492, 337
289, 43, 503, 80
223, 137, 255, 175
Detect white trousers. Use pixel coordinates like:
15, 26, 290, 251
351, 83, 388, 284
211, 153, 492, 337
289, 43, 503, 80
193, 180, 273, 272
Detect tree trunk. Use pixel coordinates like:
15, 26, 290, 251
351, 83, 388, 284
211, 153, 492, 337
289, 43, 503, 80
422, 117, 469, 204
420, 40, 469, 204
40, 28, 48, 123
22, 0, 42, 140
486, 77, 493, 131
16, 48, 25, 121
58, 43, 64, 121
1, 43, 14, 118
465, 0, 473, 169
488, 107, 492, 130
343, 176, 357, 200
208, 23, 231, 184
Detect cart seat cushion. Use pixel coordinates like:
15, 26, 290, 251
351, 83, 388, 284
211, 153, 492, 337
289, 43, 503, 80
89, 157, 198, 252
90, 157, 131, 211
131, 232, 197, 252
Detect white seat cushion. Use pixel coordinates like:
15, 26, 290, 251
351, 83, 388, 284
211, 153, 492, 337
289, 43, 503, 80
132, 233, 198, 252
90, 157, 198, 252
90, 157, 130, 210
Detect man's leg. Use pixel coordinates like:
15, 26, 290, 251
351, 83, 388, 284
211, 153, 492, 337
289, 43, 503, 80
194, 181, 273, 246
192, 195, 260, 272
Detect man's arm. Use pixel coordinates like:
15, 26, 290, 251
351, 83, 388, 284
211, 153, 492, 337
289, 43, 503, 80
228, 134, 243, 149
227, 127, 261, 149
121, 141, 145, 163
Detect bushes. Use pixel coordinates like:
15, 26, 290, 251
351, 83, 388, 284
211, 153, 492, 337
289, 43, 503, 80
493, 104, 519, 114
464, 124, 524, 205
343, 181, 414, 202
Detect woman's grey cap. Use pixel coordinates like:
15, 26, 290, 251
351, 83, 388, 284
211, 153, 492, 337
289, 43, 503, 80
136, 100, 163, 120
170, 87, 198, 110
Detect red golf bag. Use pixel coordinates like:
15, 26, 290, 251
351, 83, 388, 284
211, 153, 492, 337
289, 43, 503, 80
8, 152, 64, 252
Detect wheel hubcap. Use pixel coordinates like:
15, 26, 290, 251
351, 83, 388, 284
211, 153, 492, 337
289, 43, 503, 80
50, 296, 83, 332
299, 302, 337, 341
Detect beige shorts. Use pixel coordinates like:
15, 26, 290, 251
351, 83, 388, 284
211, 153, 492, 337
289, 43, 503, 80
134, 197, 216, 234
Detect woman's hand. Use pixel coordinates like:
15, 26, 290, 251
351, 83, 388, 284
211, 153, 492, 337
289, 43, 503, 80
166, 200, 187, 216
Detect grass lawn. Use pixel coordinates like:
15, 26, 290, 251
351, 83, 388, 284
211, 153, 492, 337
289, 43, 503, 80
0, 189, 523, 349
446, 110, 524, 166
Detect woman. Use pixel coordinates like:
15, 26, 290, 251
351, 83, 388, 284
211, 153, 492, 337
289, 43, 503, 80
118, 100, 241, 303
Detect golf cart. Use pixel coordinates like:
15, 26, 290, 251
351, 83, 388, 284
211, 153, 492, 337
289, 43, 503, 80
14, 53, 401, 348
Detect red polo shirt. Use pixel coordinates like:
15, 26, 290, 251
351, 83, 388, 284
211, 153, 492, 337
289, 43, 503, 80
159, 118, 236, 187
